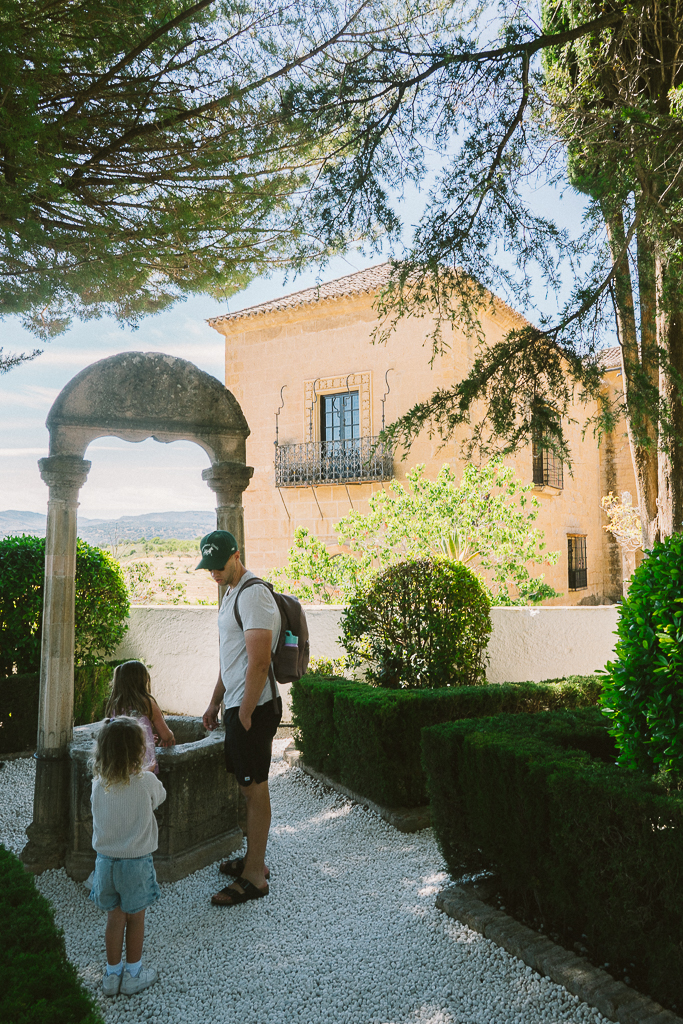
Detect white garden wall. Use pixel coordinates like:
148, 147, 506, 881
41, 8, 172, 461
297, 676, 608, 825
113, 604, 619, 716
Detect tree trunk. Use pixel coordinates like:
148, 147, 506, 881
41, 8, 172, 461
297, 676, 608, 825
602, 205, 660, 547
655, 251, 683, 537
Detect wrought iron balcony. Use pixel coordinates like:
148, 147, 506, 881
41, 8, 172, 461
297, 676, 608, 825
275, 436, 393, 487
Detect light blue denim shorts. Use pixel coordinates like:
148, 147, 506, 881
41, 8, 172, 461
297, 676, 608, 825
89, 853, 160, 915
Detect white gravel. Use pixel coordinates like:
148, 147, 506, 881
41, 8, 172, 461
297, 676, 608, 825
0, 743, 611, 1024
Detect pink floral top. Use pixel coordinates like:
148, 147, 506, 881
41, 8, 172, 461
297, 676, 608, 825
112, 710, 158, 774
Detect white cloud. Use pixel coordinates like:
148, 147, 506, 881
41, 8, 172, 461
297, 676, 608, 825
0, 448, 48, 456
0, 385, 60, 408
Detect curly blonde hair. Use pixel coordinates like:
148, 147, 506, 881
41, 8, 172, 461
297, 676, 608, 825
89, 716, 146, 789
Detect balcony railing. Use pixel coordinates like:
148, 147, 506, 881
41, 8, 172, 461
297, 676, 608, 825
275, 436, 393, 487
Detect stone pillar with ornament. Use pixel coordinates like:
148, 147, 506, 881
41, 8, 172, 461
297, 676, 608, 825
21, 455, 91, 873
202, 461, 254, 599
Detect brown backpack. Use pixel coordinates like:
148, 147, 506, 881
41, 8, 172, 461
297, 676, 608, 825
233, 578, 310, 708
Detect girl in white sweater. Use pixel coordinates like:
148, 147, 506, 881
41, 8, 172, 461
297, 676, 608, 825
89, 716, 166, 997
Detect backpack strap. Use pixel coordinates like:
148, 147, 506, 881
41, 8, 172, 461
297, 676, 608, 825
233, 577, 279, 711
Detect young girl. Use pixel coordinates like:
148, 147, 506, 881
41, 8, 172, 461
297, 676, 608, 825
106, 660, 175, 772
89, 716, 166, 996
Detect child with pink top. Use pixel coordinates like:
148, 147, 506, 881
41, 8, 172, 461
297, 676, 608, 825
106, 661, 175, 771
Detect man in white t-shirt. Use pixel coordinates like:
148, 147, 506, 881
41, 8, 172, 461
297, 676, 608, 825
198, 531, 281, 907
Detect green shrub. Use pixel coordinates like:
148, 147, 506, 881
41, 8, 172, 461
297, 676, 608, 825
0, 534, 130, 675
422, 708, 683, 1009
0, 674, 40, 755
291, 674, 602, 806
0, 844, 104, 1024
1, 663, 122, 754
602, 534, 683, 776
341, 557, 491, 688
290, 675, 358, 778
73, 661, 124, 725
303, 656, 349, 678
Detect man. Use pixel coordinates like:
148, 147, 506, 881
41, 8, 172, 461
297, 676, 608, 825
197, 530, 281, 907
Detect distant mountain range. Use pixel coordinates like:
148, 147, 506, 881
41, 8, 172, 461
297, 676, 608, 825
0, 510, 216, 544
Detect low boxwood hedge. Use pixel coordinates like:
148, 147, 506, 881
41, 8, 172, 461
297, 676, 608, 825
0, 844, 103, 1024
291, 675, 603, 807
1, 663, 124, 755
422, 707, 683, 1009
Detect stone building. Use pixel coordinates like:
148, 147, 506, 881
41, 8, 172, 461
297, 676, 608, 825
208, 263, 636, 605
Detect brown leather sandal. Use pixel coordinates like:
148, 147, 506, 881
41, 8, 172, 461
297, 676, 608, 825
219, 858, 270, 880
210, 877, 269, 907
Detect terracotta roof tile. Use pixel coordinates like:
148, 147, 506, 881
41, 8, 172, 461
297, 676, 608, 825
599, 345, 622, 370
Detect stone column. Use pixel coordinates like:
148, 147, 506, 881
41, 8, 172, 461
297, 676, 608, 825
202, 461, 253, 605
203, 461, 253, 550
21, 455, 91, 873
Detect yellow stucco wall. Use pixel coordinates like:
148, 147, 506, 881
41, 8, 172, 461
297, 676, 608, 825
210, 287, 635, 605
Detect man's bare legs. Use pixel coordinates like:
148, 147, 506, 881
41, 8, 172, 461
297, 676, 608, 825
105, 907, 145, 965
230, 779, 270, 893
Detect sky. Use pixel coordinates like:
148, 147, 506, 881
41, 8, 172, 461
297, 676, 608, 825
0, 180, 594, 520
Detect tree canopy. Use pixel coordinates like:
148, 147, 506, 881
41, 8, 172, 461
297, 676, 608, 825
0, 0, 394, 358
274, 0, 683, 539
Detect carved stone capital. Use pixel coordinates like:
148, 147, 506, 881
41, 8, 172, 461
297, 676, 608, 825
202, 461, 253, 506
39, 456, 91, 503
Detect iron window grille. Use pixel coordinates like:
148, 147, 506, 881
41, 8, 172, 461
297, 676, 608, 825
532, 426, 564, 489
568, 535, 588, 590
275, 435, 393, 487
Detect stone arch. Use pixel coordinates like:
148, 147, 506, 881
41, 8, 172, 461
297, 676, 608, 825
23, 352, 253, 874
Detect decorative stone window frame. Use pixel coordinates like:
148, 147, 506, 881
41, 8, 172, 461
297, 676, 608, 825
304, 372, 372, 442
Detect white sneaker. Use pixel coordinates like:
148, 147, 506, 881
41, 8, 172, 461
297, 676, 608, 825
121, 965, 158, 995
102, 970, 122, 996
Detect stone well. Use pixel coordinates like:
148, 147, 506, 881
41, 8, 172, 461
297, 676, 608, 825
65, 716, 243, 884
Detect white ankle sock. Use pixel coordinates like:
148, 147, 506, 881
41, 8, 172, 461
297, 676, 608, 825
106, 961, 123, 976
126, 959, 142, 977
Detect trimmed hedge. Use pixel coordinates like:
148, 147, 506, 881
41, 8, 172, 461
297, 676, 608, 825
0, 844, 103, 1024
0, 663, 123, 754
291, 674, 603, 807
422, 708, 683, 1008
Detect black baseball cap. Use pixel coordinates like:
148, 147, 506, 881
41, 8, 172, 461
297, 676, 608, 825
195, 530, 238, 570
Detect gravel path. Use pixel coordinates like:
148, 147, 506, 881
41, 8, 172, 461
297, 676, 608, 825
1, 743, 611, 1024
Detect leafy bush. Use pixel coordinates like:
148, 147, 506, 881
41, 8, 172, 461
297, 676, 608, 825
0, 534, 129, 675
0, 663, 123, 754
73, 662, 124, 725
0, 673, 40, 755
269, 460, 559, 605
601, 534, 683, 776
303, 656, 349, 678
341, 557, 491, 688
291, 674, 602, 806
422, 708, 683, 1009
0, 844, 104, 1024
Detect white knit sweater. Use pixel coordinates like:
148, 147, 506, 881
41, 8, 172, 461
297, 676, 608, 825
91, 771, 166, 859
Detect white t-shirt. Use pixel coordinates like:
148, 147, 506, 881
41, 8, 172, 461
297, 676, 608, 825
218, 570, 281, 710
91, 771, 166, 859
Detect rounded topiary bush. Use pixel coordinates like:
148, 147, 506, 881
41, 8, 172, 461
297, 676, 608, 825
602, 534, 683, 775
0, 534, 129, 675
341, 557, 492, 688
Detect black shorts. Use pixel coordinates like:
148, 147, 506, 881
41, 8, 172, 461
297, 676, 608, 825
223, 698, 282, 787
